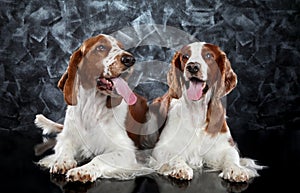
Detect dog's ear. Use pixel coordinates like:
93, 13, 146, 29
58, 48, 82, 105
167, 51, 184, 98
206, 44, 237, 97
205, 99, 228, 134
219, 51, 237, 96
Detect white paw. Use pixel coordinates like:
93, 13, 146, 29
49, 159, 77, 174
219, 164, 259, 182
37, 155, 55, 168
66, 165, 98, 183
159, 163, 193, 180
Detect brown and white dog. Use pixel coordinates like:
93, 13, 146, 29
34, 34, 151, 183
151, 42, 263, 182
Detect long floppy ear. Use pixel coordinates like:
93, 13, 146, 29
209, 45, 237, 98
167, 51, 183, 98
57, 48, 82, 105
220, 51, 237, 96
205, 99, 227, 134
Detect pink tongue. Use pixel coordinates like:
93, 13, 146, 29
187, 81, 204, 101
112, 77, 137, 105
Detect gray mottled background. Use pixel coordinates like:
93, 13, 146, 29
0, 0, 299, 132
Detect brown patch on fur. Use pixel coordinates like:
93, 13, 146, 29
106, 96, 123, 108
220, 120, 228, 133
79, 35, 111, 59
58, 48, 82, 105
205, 99, 226, 134
202, 44, 237, 135
168, 52, 184, 98
203, 44, 237, 97
125, 94, 149, 149
57, 71, 68, 91
201, 46, 222, 87
124, 93, 172, 150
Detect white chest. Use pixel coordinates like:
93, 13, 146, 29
62, 88, 130, 156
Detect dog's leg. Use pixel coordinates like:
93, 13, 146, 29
37, 135, 77, 174
66, 150, 140, 183
34, 114, 76, 174
207, 146, 262, 182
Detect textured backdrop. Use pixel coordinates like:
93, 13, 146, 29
0, 0, 299, 133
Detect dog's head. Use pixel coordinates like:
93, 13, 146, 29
58, 34, 137, 106
168, 42, 237, 100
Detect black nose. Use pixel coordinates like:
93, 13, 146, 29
186, 62, 200, 74
121, 54, 135, 67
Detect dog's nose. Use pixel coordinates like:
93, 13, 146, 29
121, 54, 135, 67
186, 62, 200, 74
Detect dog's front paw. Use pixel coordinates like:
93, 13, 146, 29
50, 159, 77, 174
219, 165, 258, 182
159, 163, 193, 180
66, 165, 98, 183
37, 155, 55, 169
170, 166, 193, 180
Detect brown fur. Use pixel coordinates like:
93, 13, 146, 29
204, 44, 237, 97
125, 94, 149, 149
58, 49, 82, 105
205, 99, 228, 134
167, 52, 184, 99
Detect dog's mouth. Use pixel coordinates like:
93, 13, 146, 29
186, 77, 208, 101
97, 77, 114, 91
96, 76, 137, 105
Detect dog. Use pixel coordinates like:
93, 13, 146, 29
34, 34, 151, 183
151, 42, 264, 182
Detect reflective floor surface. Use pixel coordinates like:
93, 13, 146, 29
0, 127, 298, 193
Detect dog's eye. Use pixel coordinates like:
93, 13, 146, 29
182, 54, 189, 61
205, 53, 213, 59
96, 45, 106, 51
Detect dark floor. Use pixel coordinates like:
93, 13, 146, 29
0, 126, 299, 193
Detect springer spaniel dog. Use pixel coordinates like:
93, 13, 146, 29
151, 42, 263, 182
34, 34, 151, 183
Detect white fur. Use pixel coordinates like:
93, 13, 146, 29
184, 42, 208, 81
152, 88, 262, 182
36, 86, 151, 182
152, 44, 263, 182
102, 34, 125, 76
